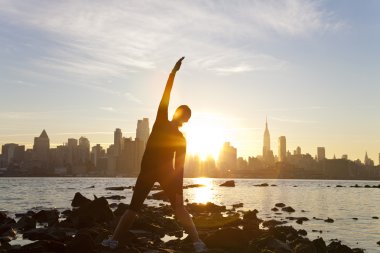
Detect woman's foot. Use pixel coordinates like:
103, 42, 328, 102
193, 240, 208, 252
101, 236, 119, 249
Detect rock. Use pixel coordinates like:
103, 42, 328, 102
327, 241, 354, 253
71, 192, 91, 207
294, 241, 317, 253
186, 202, 226, 214
0, 226, 16, 238
298, 229, 307, 236
114, 203, 129, 217
262, 219, 287, 228
61, 209, 72, 217
33, 209, 59, 226
219, 180, 235, 187
282, 206, 295, 213
15, 215, 36, 230
0, 236, 13, 243
15, 211, 35, 218
65, 233, 96, 253
147, 190, 170, 202
204, 227, 248, 249
183, 184, 205, 189
372, 216, 379, 219
296, 217, 309, 224
105, 186, 127, 191
0, 212, 7, 224
193, 213, 240, 229
85, 185, 95, 189
275, 203, 286, 208
232, 203, 244, 208
23, 227, 72, 241
336, 185, 344, 187
105, 195, 126, 200
271, 184, 277, 187
312, 238, 327, 253
271, 207, 279, 212
254, 183, 269, 187
68, 195, 114, 228
247, 235, 292, 253
324, 217, 334, 223
377, 240, 380, 245
8, 240, 65, 253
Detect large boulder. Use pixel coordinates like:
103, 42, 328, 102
312, 238, 327, 253
68, 194, 114, 228
23, 227, 73, 242
245, 235, 291, 253
294, 241, 318, 253
204, 227, 249, 249
113, 203, 129, 217
219, 180, 235, 187
186, 202, 226, 214
193, 213, 241, 229
6, 240, 65, 253
65, 233, 96, 253
327, 241, 354, 253
15, 215, 36, 230
71, 192, 91, 208
33, 209, 59, 226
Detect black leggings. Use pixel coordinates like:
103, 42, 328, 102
128, 168, 182, 212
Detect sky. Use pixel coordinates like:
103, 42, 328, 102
0, 0, 380, 163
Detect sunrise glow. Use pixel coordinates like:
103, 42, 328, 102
181, 113, 227, 160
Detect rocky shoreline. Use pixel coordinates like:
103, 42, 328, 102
0, 181, 376, 253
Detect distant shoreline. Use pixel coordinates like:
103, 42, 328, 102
1, 175, 380, 181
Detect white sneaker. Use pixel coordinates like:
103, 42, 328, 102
101, 236, 119, 249
193, 240, 208, 252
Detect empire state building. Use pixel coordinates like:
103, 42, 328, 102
263, 118, 271, 158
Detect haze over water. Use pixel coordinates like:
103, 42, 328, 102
1, 177, 379, 252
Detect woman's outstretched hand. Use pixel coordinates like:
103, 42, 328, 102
172, 57, 185, 73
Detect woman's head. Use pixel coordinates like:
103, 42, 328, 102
172, 105, 191, 126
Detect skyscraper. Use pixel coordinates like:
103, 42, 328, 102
278, 136, 286, 162
114, 128, 123, 155
263, 118, 271, 157
78, 136, 90, 163
317, 147, 326, 161
218, 142, 237, 171
33, 129, 50, 163
136, 118, 150, 145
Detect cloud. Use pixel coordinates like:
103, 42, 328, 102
270, 116, 317, 124
124, 92, 142, 104
0, 0, 343, 77
99, 107, 115, 112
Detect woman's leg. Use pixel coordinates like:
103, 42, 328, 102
112, 171, 154, 241
174, 199, 201, 242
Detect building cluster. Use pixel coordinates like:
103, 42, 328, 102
1, 117, 379, 179
186, 119, 380, 180
0, 118, 150, 177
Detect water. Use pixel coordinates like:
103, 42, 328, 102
0, 177, 379, 252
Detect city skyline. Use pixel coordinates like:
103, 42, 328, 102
1, 1, 380, 161
1, 117, 378, 165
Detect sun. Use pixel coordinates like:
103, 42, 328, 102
181, 113, 226, 160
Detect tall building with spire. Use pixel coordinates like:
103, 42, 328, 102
33, 129, 50, 163
262, 118, 274, 164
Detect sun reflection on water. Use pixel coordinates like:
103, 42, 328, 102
192, 178, 214, 203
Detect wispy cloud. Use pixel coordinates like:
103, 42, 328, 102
0, 0, 343, 77
270, 116, 317, 124
99, 107, 115, 112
